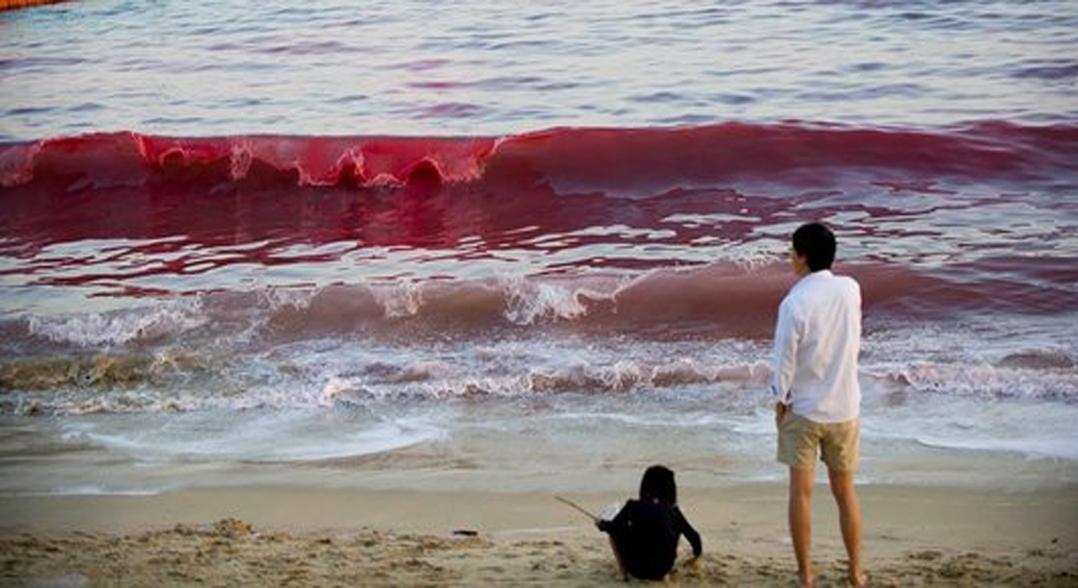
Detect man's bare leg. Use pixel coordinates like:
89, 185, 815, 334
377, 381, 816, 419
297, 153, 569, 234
828, 468, 866, 586
789, 467, 815, 587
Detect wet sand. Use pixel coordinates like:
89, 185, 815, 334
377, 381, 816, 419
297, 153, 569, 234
1, 483, 1076, 586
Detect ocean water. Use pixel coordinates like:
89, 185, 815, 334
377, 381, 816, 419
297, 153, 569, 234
1, 0, 1077, 497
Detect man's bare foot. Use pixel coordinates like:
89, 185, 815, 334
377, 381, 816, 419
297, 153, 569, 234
848, 571, 868, 587
796, 569, 815, 588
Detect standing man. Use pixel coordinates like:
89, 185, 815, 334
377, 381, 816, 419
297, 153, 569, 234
771, 222, 866, 588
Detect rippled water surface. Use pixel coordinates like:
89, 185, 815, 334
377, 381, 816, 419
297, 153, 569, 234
1, 0, 1076, 495
2, 0, 1077, 139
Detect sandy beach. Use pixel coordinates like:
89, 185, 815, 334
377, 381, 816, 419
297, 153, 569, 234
1, 483, 1075, 586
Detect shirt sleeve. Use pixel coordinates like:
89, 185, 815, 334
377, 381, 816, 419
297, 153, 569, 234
673, 507, 702, 557
771, 298, 799, 404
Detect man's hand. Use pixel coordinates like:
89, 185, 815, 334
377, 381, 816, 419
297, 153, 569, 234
775, 401, 789, 428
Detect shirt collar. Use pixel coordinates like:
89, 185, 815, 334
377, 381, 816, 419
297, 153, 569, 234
800, 269, 833, 282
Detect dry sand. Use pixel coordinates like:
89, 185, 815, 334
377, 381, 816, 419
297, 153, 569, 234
1, 483, 1076, 586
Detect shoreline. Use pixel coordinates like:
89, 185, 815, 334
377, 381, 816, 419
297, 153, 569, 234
2, 483, 1075, 585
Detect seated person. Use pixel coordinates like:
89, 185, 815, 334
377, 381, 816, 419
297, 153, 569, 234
597, 465, 702, 581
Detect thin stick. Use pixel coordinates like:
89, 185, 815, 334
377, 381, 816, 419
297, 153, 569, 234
554, 495, 599, 522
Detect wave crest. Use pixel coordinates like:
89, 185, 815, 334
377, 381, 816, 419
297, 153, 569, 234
4, 121, 1073, 192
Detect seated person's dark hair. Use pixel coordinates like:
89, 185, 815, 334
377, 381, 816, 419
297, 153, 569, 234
640, 464, 677, 505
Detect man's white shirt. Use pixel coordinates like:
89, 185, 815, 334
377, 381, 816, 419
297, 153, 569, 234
771, 269, 862, 423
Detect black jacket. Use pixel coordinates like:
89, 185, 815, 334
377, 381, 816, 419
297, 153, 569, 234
597, 499, 702, 580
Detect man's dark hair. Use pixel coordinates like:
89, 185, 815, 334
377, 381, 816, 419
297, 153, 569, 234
792, 222, 836, 272
639, 465, 677, 505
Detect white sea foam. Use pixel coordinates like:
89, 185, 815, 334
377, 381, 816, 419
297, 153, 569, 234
4, 307, 1077, 495
27, 299, 207, 348
372, 281, 423, 318
914, 436, 1078, 461
18, 487, 162, 497
59, 411, 446, 463
503, 277, 592, 325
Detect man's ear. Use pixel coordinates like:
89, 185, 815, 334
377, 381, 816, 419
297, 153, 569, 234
791, 250, 809, 274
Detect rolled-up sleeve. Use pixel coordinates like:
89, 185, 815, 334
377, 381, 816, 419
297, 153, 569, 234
771, 299, 799, 404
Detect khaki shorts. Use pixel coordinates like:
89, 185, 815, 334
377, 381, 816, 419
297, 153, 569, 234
777, 413, 860, 472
